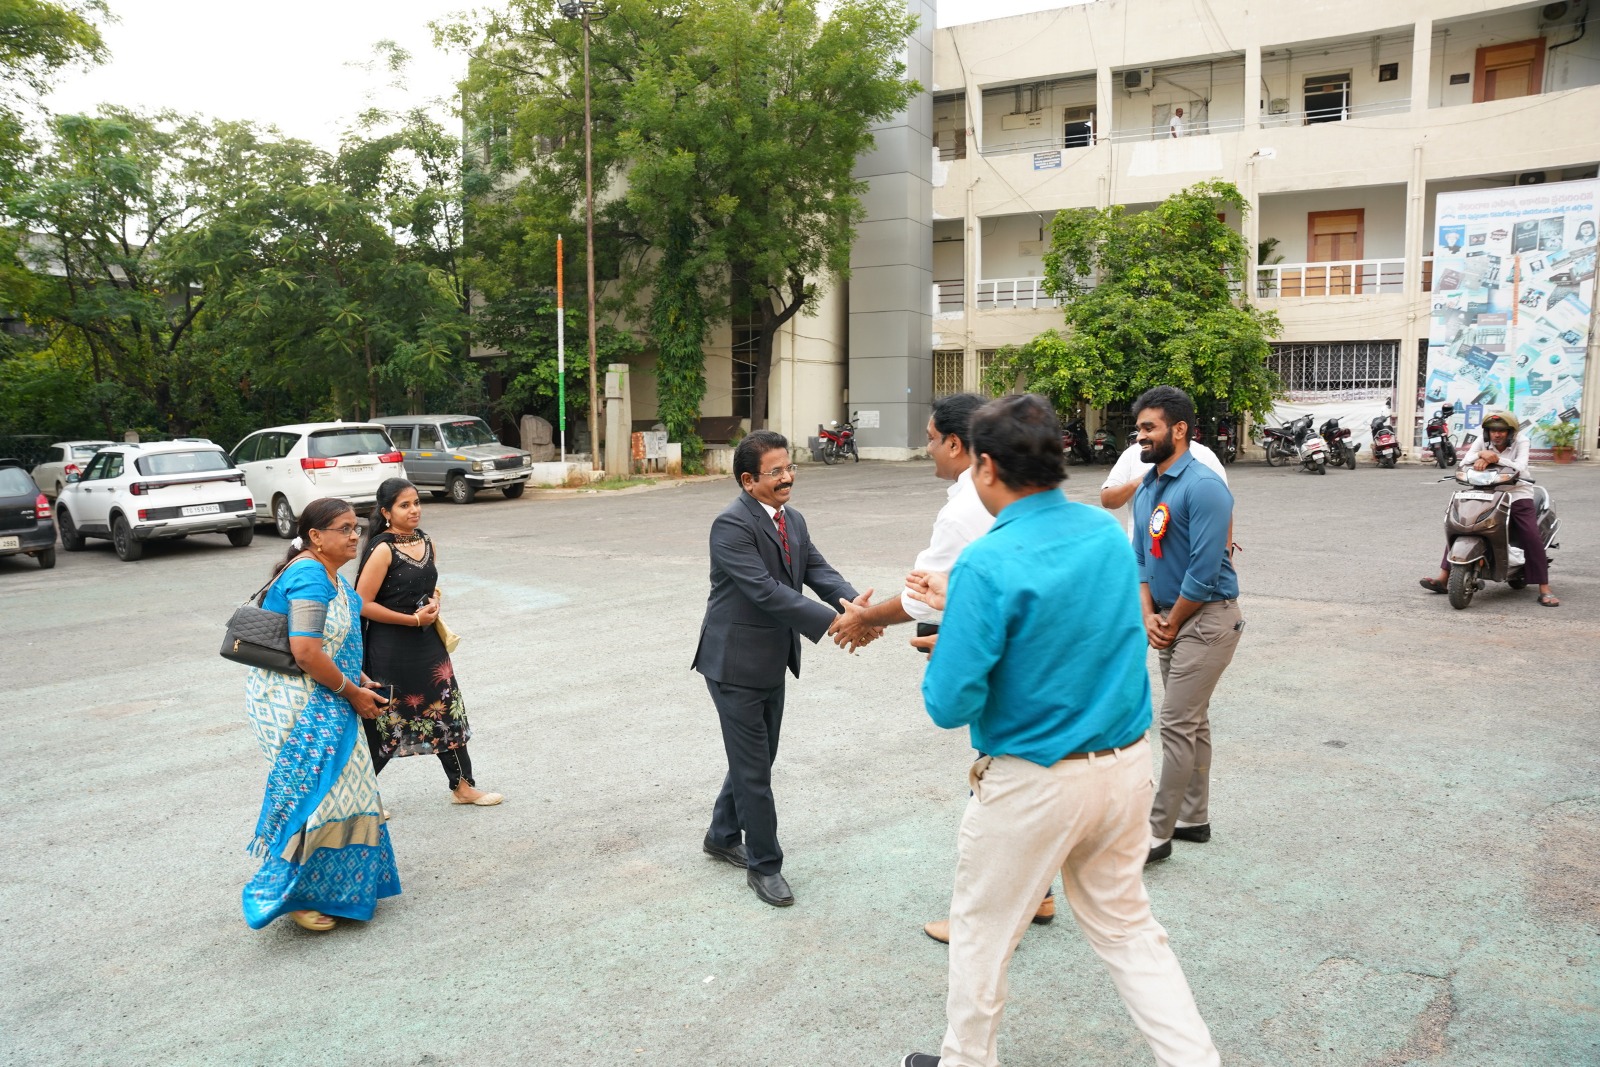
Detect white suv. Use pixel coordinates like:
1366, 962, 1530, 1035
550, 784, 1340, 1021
230, 423, 405, 538
55, 440, 256, 562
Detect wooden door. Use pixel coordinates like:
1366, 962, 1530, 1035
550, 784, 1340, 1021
1474, 38, 1546, 103
1306, 210, 1365, 295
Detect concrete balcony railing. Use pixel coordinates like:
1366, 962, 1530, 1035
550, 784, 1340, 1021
933, 280, 964, 315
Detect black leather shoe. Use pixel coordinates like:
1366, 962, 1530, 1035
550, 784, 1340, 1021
1172, 823, 1211, 843
1146, 841, 1172, 865
901, 1054, 941, 1067
702, 837, 748, 868
747, 869, 794, 907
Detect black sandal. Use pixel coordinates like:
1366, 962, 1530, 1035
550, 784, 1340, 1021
1419, 577, 1448, 594
1538, 592, 1560, 607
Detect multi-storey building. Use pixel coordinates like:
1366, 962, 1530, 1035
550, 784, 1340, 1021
925, 0, 1600, 455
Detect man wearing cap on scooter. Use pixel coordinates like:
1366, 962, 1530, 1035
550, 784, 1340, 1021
1418, 411, 1559, 607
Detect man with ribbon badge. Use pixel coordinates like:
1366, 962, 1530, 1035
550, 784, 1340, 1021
1129, 387, 1243, 867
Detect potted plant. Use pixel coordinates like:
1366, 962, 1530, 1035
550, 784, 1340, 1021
1542, 418, 1579, 463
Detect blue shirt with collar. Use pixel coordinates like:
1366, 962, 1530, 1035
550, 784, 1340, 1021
922, 490, 1151, 765
1131, 449, 1238, 607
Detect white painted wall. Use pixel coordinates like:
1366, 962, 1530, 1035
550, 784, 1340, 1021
1259, 33, 1413, 124
1258, 186, 1409, 262
979, 76, 1098, 154
978, 212, 1056, 277
1110, 60, 1247, 140
1431, 7, 1600, 107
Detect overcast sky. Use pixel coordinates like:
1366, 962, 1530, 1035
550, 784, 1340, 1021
45, 0, 1074, 148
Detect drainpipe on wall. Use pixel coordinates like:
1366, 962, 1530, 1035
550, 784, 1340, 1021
1397, 143, 1426, 462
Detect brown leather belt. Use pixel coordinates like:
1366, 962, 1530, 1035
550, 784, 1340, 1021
1063, 738, 1144, 761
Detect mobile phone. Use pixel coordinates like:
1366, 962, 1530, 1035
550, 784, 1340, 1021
416, 593, 433, 609
915, 622, 939, 655
373, 683, 394, 706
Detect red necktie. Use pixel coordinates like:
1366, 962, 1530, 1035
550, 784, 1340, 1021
774, 509, 792, 568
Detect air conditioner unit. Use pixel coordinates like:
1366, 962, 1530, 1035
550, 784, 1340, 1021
1124, 68, 1154, 91
1517, 171, 1548, 185
1268, 98, 1290, 115
1001, 111, 1045, 130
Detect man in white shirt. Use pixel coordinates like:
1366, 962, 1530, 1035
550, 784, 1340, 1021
830, 392, 1058, 941
1168, 106, 1186, 138
1101, 433, 1228, 537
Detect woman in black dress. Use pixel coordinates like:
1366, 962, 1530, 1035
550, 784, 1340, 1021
356, 477, 502, 806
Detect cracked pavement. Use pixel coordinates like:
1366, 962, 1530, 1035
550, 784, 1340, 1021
2, 457, 1597, 1065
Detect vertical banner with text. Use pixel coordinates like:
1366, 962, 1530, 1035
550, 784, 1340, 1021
1424, 178, 1599, 451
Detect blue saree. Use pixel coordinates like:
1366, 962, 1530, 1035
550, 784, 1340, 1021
242, 559, 401, 928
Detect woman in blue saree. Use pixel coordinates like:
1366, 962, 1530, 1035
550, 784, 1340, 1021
243, 497, 401, 932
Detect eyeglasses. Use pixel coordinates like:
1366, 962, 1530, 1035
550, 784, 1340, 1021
762, 464, 798, 479
319, 522, 365, 538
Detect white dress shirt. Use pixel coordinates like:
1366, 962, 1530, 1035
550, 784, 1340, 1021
902, 468, 995, 623
1102, 441, 1228, 540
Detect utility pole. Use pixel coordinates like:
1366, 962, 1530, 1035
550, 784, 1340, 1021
561, 0, 605, 471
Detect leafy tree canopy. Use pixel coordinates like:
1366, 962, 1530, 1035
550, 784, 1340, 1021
986, 180, 1282, 421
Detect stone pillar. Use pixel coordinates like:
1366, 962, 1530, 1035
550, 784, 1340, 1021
604, 363, 632, 476
1398, 144, 1426, 460
1244, 46, 1261, 131
848, 0, 935, 458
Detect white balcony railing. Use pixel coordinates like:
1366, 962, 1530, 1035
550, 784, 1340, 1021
976, 277, 1060, 310
1260, 98, 1411, 128
1256, 258, 1409, 298
1105, 117, 1247, 144
932, 280, 964, 315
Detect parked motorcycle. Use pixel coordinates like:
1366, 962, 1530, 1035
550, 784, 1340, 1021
819, 415, 859, 465
1441, 465, 1560, 609
1214, 415, 1238, 465
1370, 413, 1401, 468
1424, 405, 1464, 468
1261, 414, 1328, 474
1061, 417, 1093, 466
1091, 427, 1118, 465
1319, 416, 1359, 469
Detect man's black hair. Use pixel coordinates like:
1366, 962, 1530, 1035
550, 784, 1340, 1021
1131, 385, 1197, 440
931, 392, 987, 452
970, 394, 1065, 490
733, 429, 789, 486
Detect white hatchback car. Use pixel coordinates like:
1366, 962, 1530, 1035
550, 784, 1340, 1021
230, 423, 405, 538
31, 440, 115, 498
55, 440, 256, 562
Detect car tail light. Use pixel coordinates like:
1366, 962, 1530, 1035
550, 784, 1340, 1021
35, 493, 51, 518
129, 482, 144, 495
300, 457, 338, 470
245, 498, 253, 509
64, 463, 80, 476
379, 451, 403, 464
138, 509, 149, 521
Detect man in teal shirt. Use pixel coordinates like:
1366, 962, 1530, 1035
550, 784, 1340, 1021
1130, 385, 1242, 867
900, 394, 1218, 1067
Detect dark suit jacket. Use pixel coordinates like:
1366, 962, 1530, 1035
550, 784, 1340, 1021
691, 491, 858, 689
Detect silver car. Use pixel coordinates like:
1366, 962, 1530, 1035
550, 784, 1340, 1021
373, 415, 531, 504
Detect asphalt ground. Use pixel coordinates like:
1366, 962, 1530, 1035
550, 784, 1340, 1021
2, 455, 1597, 1067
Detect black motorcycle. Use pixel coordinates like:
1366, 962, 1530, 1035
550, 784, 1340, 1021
1261, 414, 1327, 474
1319, 416, 1359, 470
1424, 405, 1475, 468
1214, 415, 1238, 465
1061, 417, 1093, 466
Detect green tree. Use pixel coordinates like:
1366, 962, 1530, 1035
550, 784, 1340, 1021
448, 0, 919, 442
985, 181, 1282, 420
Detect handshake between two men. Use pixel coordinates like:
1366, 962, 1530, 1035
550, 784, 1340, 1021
825, 570, 949, 654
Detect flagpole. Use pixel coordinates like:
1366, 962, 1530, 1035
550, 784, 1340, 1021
557, 234, 567, 465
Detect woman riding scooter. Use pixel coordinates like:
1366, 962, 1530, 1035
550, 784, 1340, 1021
1418, 412, 1559, 607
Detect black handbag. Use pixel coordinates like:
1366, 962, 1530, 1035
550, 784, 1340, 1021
220, 572, 303, 674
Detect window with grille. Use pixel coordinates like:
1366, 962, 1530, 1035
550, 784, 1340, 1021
977, 350, 1006, 396
932, 351, 964, 399
731, 319, 759, 418
1267, 341, 1398, 398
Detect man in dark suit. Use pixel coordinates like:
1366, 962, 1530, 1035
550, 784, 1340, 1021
693, 429, 875, 907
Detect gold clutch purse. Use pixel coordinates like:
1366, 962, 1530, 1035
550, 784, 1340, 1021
434, 616, 461, 654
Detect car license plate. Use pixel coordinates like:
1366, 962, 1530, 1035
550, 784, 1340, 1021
182, 503, 221, 516
0, 535, 17, 549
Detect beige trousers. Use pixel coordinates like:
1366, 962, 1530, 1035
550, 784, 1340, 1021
941, 744, 1220, 1067
1150, 599, 1242, 840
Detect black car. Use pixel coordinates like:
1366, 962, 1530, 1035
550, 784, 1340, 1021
0, 461, 57, 569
